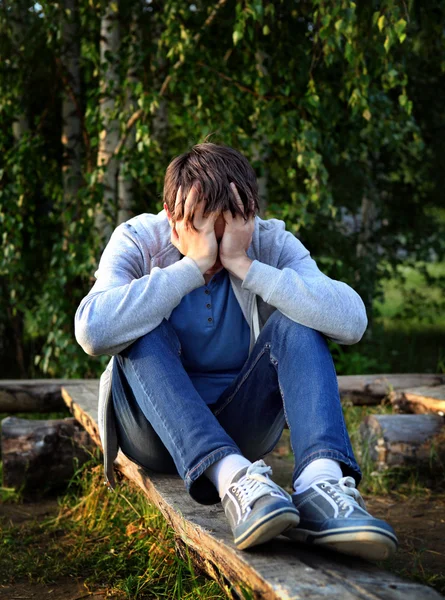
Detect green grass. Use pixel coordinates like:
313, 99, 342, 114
0, 451, 236, 599
375, 262, 445, 324
333, 261, 445, 375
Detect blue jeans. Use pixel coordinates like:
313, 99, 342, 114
112, 310, 361, 504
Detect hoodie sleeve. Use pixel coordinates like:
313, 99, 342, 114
241, 228, 368, 345
75, 223, 205, 356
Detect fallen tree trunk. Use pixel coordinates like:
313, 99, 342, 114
360, 414, 445, 470
2, 374, 445, 413
1, 416, 95, 494
391, 385, 445, 416
0, 380, 83, 413
339, 374, 445, 405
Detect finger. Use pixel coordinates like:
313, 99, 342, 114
183, 182, 200, 225
230, 182, 245, 217
248, 191, 256, 213
222, 207, 233, 226
174, 185, 183, 219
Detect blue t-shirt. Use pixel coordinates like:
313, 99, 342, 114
168, 268, 250, 405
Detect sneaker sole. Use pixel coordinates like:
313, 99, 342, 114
286, 526, 398, 561
235, 508, 300, 550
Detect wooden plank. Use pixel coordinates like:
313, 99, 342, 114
391, 385, 445, 415
61, 381, 102, 448
360, 414, 445, 469
62, 382, 443, 600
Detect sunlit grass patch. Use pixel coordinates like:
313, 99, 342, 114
0, 451, 232, 599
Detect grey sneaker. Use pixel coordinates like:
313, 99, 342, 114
222, 460, 300, 550
284, 477, 398, 561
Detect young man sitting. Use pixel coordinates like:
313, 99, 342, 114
75, 142, 398, 559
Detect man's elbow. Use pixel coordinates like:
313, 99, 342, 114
75, 321, 106, 356
342, 310, 368, 345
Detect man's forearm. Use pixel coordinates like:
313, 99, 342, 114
224, 256, 253, 281
241, 258, 368, 345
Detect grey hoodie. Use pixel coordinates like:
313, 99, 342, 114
75, 210, 367, 489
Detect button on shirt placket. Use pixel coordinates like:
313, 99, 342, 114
204, 288, 213, 325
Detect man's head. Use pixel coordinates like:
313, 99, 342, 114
163, 142, 259, 224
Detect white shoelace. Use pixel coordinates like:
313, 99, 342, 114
231, 460, 291, 512
326, 476, 367, 511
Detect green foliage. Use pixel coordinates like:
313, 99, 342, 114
0, 0, 444, 377
330, 343, 384, 375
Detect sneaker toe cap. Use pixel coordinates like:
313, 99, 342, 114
320, 517, 398, 542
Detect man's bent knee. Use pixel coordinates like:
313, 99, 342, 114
263, 310, 326, 346
122, 318, 181, 360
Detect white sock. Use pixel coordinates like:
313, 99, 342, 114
293, 459, 343, 495
205, 454, 252, 498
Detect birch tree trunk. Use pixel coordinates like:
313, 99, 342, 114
252, 50, 269, 217
10, 0, 30, 141
8, 0, 29, 377
117, 2, 139, 226
61, 0, 82, 210
152, 19, 169, 161
252, 137, 269, 217
95, 2, 120, 243
356, 193, 378, 326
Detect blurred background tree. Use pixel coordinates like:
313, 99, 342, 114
0, 0, 444, 378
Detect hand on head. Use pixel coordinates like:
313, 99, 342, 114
219, 182, 255, 268
164, 181, 255, 277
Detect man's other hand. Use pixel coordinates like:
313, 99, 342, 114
168, 183, 220, 275
219, 182, 254, 280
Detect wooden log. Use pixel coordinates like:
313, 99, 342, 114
1, 416, 95, 494
390, 385, 445, 416
1, 374, 444, 412
360, 414, 445, 469
338, 374, 445, 405
61, 381, 444, 600
0, 380, 84, 413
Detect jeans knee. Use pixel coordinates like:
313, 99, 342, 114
265, 311, 327, 351
123, 319, 181, 359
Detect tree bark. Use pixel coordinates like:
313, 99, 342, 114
391, 385, 445, 416
152, 18, 169, 165
9, 0, 30, 141
252, 50, 269, 217
61, 0, 83, 214
7, 2, 30, 377
355, 193, 379, 327
360, 414, 445, 470
0, 380, 77, 412
339, 373, 445, 404
1, 416, 94, 494
117, 1, 140, 225
251, 136, 269, 217
95, 1, 121, 243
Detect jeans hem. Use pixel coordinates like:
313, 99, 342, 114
185, 445, 242, 505
293, 450, 362, 487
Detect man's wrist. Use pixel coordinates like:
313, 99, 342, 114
187, 255, 212, 275
224, 256, 253, 280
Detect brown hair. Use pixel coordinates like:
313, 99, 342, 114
163, 143, 259, 222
